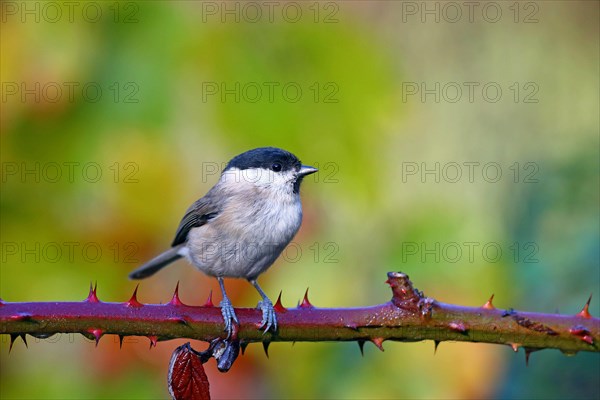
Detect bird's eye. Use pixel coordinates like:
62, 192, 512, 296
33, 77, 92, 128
271, 163, 282, 172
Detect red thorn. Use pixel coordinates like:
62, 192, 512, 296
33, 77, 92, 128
482, 294, 496, 310
118, 335, 124, 349
371, 337, 385, 352
299, 288, 314, 309
262, 341, 270, 358
358, 340, 365, 356
87, 328, 103, 346
240, 342, 248, 355
148, 335, 158, 349
510, 343, 520, 352
577, 294, 593, 319
274, 291, 287, 313
204, 290, 214, 307
86, 282, 100, 303
125, 284, 143, 307
0, 298, 4, 306
9, 334, 27, 352
433, 340, 440, 355
169, 282, 184, 306
448, 322, 467, 333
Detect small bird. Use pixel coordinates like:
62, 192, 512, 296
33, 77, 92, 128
129, 147, 317, 336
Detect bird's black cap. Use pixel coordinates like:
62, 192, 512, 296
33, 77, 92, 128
225, 147, 301, 172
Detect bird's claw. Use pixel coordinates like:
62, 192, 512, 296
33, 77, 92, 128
257, 299, 278, 334
219, 298, 239, 338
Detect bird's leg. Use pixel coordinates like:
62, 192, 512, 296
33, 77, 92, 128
218, 277, 238, 338
250, 279, 277, 333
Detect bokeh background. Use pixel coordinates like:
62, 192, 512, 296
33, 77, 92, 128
1, 1, 599, 399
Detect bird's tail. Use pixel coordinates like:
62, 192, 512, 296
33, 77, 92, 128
129, 245, 184, 280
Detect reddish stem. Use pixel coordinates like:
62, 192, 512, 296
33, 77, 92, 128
1, 272, 598, 354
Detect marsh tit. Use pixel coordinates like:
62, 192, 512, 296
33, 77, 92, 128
129, 147, 317, 336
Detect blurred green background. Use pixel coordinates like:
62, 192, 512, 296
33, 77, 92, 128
1, 1, 598, 399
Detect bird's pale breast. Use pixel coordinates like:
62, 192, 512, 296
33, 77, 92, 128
184, 191, 302, 279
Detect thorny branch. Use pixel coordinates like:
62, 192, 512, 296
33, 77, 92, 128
1, 272, 598, 361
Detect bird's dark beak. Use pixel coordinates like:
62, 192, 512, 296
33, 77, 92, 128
298, 165, 318, 177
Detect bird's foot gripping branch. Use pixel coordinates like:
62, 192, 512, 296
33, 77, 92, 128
1, 272, 598, 399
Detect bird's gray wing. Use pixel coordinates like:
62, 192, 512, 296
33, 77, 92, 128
171, 195, 220, 247
129, 194, 220, 280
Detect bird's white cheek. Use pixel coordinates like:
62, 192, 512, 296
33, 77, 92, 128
221, 167, 297, 195
222, 168, 276, 186
241, 169, 271, 184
